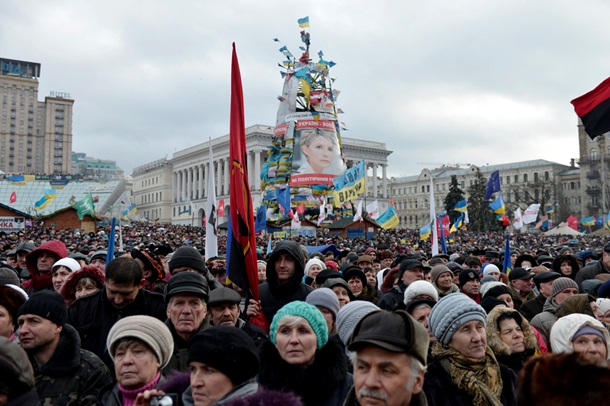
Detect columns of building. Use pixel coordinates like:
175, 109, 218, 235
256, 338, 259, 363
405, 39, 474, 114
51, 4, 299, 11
216, 160, 221, 197
204, 162, 208, 198
198, 165, 204, 199
172, 172, 177, 203
372, 164, 378, 198
254, 150, 261, 190
224, 158, 230, 196
181, 169, 186, 202
246, 152, 253, 188
382, 164, 388, 198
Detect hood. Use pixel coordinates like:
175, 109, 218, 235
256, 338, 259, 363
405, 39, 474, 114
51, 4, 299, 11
486, 306, 539, 357
550, 313, 610, 355
23, 240, 68, 291
552, 255, 580, 280
542, 295, 560, 313
266, 241, 305, 293
60, 265, 106, 305
555, 294, 596, 319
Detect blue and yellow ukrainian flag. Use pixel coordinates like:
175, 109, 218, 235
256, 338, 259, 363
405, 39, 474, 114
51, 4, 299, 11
297, 16, 310, 28
450, 213, 464, 233
581, 216, 596, 226
503, 234, 512, 275
419, 223, 432, 240
454, 200, 468, 212
489, 193, 506, 215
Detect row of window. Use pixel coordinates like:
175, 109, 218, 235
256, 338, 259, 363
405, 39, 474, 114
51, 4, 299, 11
141, 192, 163, 205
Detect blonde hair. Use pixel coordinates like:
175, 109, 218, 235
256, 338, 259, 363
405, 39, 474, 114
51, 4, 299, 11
300, 128, 337, 149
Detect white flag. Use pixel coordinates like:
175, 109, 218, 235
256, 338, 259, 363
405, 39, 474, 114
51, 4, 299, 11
205, 140, 218, 260
291, 209, 301, 228
430, 177, 439, 256
318, 197, 326, 225
513, 208, 523, 229
366, 200, 380, 220
353, 199, 363, 222
522, 204, 540, 225
464, 210, 470, 224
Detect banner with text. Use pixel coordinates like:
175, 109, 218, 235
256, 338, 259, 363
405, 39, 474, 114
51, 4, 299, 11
332, 160, 366, 207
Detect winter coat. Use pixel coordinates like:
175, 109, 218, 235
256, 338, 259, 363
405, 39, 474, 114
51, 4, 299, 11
162, 318, 210, 374
552, 255, 581, 280
236, 317, 269, 348
423, 358, 518, 406
257, 334, 353, 406
99, 375, 167, 406
378, 281, 407, 310
60, 265, 105, 306
507, 283, 536, 312
433, 282, 460, 298
486, 307, 539, 375
29, 324, 112, 405
22, 240, 68, 293
530, 296, 561, 349
258, 241, 313, 323
519, 294, 546, 321
576, 259, 610, 287
5, 388, 40, 406
181, 378, 259, 406
66, 287, 167, 370
343, 386, 428, 406
550, 313, 610, 355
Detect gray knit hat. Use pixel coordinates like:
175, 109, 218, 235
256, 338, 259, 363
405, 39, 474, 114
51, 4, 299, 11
551, 277, 579, 298
428, 293, 487, 345
107, 315, 174, 369
306, 287, 340, 320
336, 300, 380, 346
430, 265, 453, 285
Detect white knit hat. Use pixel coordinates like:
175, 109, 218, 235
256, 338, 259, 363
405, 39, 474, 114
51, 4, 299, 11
403, 280, 438, 306
483, 264, 501, 277
597, 298, 610, 316
304, 258, 326, 277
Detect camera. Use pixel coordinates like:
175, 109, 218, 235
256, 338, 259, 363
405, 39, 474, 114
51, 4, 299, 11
150, 394, 178, 406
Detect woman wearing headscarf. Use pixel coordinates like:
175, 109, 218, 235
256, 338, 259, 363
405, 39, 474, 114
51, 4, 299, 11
550, 313, 610, 363
552, 254, 581, 281
257, 301, 352, 406
59, 265, 105, 306
424, 293, 518, 406
485, 307, 539, 374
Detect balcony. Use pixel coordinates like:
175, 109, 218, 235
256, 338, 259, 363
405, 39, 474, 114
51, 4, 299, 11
586, 186, 601, 196
587, 171, 600, 179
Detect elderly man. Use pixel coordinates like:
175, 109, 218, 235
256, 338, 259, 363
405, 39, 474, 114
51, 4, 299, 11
18, 290, 111, 405
378, 259, 427, 311
507, 267, 537, 311
520, 271, 562, 321
163, 272, 210, 373
345, 310, 429, 405
208, 286, 268, 347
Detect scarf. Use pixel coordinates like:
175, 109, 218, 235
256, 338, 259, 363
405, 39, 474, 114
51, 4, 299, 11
431, 342, 503, 406
118, 372, 161, 406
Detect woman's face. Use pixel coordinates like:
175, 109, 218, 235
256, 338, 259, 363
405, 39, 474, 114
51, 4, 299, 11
75, 280, 99, 299
275, 318, 318, 366
52, 266, 71, 293
572, 333, 608, 362
332, 286, 351, 307
348, 277, 363, 295
113, 341, 160, 389
189, 361, 234, 406
590, 301, 604, 321
497, 293, 515, 309
258, 263, 267, 283
0, 305, 14, 338
308, 265, 323, 279
498, 318, 525, 353
437, 272, 453, 289
365, 271, 377, 287
411, 306, 435, 341
316, 306, 334, 334
302, 135, 334, 173
560, 261, 572, 276
449, 320, 487, 359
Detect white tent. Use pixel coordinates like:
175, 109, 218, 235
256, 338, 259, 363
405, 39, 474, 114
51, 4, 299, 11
544, 226, 583, 236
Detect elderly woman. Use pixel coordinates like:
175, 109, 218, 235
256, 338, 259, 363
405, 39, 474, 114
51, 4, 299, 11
258, 301, 352, 406
60, 265, 105, 306
303, 258, 326, 286
550, 313, 610, 363
425, 294, 518, 406
486, 307, 539, 374
322, 277, 354, 308
51, 257, 81, 293
100, 315, 174, 405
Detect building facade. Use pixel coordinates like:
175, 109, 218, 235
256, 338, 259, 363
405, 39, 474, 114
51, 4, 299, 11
131, 158, 173, 223
72, 152, 124, 179
577, 120, 610, 219
132, 124, 393, 225
0, 58, 74, 174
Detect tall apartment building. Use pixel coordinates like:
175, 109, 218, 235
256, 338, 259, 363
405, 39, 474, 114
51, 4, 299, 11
0, 58, 74, 174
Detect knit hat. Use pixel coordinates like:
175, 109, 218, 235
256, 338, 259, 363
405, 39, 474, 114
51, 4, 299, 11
336, 301, 380, 346
573, 325, 606, 343
107, 315, 174, 369
270, 301, 329, 349
165, 272, 209, 303
0, 267, 20, 286
459, 269, 480, 286
17, 290, 66, 327
428, 293, 487, 345
188, 326, 259, 386
0, 285, 27, 329
480, 282, 510, 299
52, 257, 81, 273
304, 258, 326, 277
551, 277, 579, 298
306, 288, 340, 320
315, 269, 340, 285
596, 298, 610, 316
403, 280, 438, 306
483, 264, 501, 277
324, 260, 339, 271
430, 265, 452, 285
480, 296, 508, 314
169, 246, 208, 274
597, 279, 610, 299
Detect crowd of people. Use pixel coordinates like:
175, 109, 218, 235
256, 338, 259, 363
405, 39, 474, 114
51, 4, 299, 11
1, 222, 610, 405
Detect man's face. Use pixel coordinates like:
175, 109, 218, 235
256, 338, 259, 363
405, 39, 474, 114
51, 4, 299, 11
354, 346, 423, 406
90, 258, 106, 271
17, 252, 27, 268
510, 253, 518, 266
511, 278, 533, 293
358, 260, 372, 269
461, 279, 480, 297
212, 272, 227, 286
106, 280, 141, 309
539, 280, 554, 298
167, 294, 207, 336
602, 252, 610, 270
18, 314, 62, 352
401, 267, 424, 286
37, 252, 59, 274
209, 302, 240, 327
274, 253, 296, 284
6, 256, 17, 268
381, 258, 393, 269
554, 287, 578, 304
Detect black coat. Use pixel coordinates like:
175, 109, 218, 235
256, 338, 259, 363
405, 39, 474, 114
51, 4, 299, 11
377, 282, 407, 311
66, 287, 167, 370
519, 294, 546, 321
423, 360, 518, 406
258, 335, 353, 406
576, 260, 609, 287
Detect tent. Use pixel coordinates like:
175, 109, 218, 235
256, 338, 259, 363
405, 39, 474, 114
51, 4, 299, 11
544, 226, 583, 236
305, 244, 342, 256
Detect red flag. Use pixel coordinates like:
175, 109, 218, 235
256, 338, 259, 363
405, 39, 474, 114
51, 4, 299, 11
227, 44, 268, 330
9, 192, 17, 204
571, 76, 610, 139
296, 204, 305, 214
218, 199, 225, 217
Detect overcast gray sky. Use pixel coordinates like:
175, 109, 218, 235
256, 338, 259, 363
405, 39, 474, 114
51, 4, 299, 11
2, 0, 609, 178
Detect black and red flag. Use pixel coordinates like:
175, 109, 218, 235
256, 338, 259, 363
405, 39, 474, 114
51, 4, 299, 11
571, 75, 610, 139
227, 43, 268, 331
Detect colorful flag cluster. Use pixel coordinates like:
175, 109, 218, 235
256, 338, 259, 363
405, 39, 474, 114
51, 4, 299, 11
580, 216, 596, 226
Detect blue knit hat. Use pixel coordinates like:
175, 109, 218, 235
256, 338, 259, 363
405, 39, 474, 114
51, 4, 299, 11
270, 301, 329, 348
428, 293, 487, 345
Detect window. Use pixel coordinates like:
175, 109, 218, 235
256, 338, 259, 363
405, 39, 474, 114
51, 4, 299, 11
544, 171, 549, 181
514, 175, 518, 183
523, 174, 528, 182
506, 176, 510, 185
591, 148, 598, 158
534, 172, 539, 182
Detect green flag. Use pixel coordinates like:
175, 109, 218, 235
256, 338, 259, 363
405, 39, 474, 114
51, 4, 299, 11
73, 193, 94, 220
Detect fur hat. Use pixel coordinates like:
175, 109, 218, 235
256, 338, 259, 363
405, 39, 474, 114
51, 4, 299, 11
107, 315, 174, 369
486, 306, 538, 356
60, 265, 105, 304
0, 285, 27, 329
188, 326, 259, 386
403, 280, 438, 306
270, 301, 328, 349
343, 267, 367, 286
169, 246, 207, 275
429, 293, 486, 345
18, 290, 66, 327
336, 301, 380, 346
306, 287, 340, 321
551, 277, 579, 298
